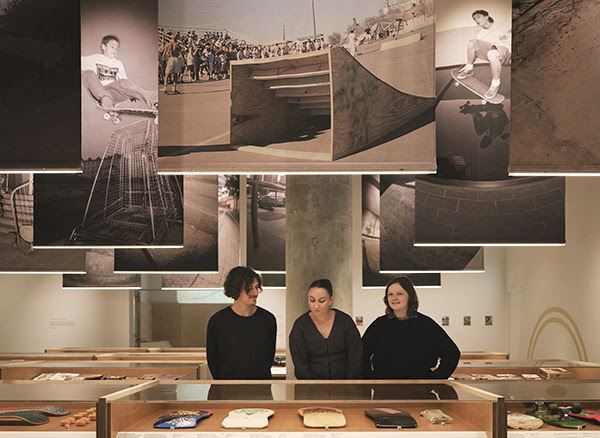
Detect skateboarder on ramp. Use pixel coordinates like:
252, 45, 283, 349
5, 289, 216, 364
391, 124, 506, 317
81, 34, 158, 111
455, 9, 511, 100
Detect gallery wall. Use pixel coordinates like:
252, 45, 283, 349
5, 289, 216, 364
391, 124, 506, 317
0, 274, 130, 352
506, 177, 600, 363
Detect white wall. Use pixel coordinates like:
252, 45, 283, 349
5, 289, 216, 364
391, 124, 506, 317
505, 177, 600, 362
0, 274, 131, 352
354, 247, 508, 354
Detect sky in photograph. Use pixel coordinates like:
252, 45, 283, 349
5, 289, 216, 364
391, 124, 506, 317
159, 0, 395, 44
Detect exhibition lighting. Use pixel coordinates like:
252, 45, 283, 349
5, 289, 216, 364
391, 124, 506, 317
510, 172, 600, 176
414, 243, 565, 247
158, 171, 434, 176
32, 245, 184, 250
0, 170, 82, 174
379, 269, 485, 274
61, 286, 141, 290
0, 271, 87, 275
115, 271, 219, 275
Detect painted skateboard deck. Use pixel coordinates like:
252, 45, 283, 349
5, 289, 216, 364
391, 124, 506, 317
0, 411, 50, 425
569, 409, 600, 424
0, 405, 69, 416
222, 408, 274, 429
451, 69, 505, 104
154, 409, 212, 429
365, 408, 417, 428
298, 407, 346, 428
526, 402, 586, 429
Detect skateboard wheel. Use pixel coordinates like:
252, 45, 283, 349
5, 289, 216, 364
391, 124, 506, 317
571, 402, 582, 414
481, 99, 486, 105
113, 117, 121, 124
454, 82, 459, 87
103, 113, 111, 120
547, 403, 559, 415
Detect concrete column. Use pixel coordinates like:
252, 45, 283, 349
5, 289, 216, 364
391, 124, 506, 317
285, 175, 354, 379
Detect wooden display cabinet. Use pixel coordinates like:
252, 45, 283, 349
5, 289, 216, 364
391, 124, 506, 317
0, 352, 96, 362
464, 380, 600, 436
461, 351, 510, 361
101, 380, 504, 438
455, 359, 600, 380
0, 380, 139, 437
0, 361, 205, 381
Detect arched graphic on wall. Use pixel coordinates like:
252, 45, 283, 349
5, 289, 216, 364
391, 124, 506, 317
527, 307, 588, 361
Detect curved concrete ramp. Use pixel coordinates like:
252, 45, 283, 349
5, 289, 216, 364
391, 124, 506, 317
330, 47, 433, 160
230, 47, 433, 161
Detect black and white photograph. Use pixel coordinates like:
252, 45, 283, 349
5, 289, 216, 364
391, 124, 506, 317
0, 173, 86, 272
114, 175, 218, 273
362, 175, 441, 287
157, 0, 436, 173
33, 168, 184, 248
378, 175, 484, 272
510, 0, 600, 174
247, 175, 286, 273
0, 0, 81, 171
435, 0, 511, 181
415, 176, 566, 245
81, 0, 158, 166
419, 1, 565, 246
162, 175, 240, 289
63, 248, 140, 289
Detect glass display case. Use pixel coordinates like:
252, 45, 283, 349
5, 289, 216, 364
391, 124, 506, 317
0, 380, 140, 437
465, 380, 600, 436
101, 380, 503, 438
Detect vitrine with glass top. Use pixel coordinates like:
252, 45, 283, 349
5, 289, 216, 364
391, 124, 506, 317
101, 380, 503, 438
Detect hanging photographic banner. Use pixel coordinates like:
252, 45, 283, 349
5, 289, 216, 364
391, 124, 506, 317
157, 0, 436, 173
414, 176, 565, 245
162, 176, 240, 289
63, 248, 140, 289
33, 172, 184, 248
246, 175, 286, 273
114, 175, 219, 273
362, 175, 441, 287
510, 0, 600, 174
377, 175, 483, 272
435, 0, 512, 182
0, 174, 86, 273
0, 0, 81, 171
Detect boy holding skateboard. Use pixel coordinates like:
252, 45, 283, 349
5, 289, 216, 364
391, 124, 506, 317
456, 10, 511, 100
206, 266, 277, 379
81, 35, 158, 110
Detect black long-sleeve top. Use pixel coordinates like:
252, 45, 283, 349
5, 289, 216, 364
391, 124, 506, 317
361, 312, 460, 379
206, 306, 276, 379
289, 309, 363, 379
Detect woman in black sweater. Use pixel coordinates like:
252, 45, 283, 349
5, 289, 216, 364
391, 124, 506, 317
289, 279, 362, 379
362, 276, 460, 379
